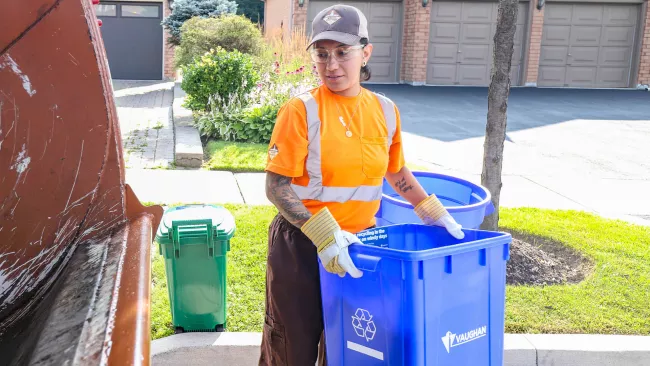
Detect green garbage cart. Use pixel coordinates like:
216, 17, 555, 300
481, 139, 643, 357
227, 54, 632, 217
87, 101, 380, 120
156, 204, 236, 333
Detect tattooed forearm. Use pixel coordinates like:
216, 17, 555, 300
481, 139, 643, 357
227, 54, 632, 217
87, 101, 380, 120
395, 177, 413, 193
265, 172, 312, 228
385, 166, 429, 207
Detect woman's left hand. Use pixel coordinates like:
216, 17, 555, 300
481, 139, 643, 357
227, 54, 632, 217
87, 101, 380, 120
414, 194, 465, 239
385, 167, 464, 239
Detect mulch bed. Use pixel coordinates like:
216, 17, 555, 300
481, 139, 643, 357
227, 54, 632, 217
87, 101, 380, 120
504, 230, 594, 286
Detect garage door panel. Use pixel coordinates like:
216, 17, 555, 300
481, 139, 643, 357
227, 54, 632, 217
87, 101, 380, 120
428, 64, 457, 84
601, 26, 635, 46
371, 62, 394, 80
604, 5, 637, 26
459, 44, 489, 64
514, 25, 525, 46
461, 3, 494, 23
460, 23, 492, 44
566, 66, 597, 86
543, 25, 571, 46
538, 66, 567, 86
431, 2, 462, 23
572, 5, 604, 25
369, 3, 398, 20
512, 45, 523, 66
544, 4, 573, 24
569, 47, 599, 66
431, 23, 461, 44
458, 64, 488, 85
371, 42, 394, 60
540, 46, 570, 65
430, 44, 459, 63
597, 67, 629, 86
368, 23, 398, 41
510, 66, 521, 84
570, 26, 602, 46
517, 3, 528, 25
599, 47, 632, 66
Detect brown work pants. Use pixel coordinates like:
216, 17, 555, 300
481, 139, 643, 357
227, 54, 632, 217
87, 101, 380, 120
259, 213, 327, 366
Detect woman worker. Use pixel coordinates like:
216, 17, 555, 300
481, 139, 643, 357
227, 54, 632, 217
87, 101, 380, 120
259, 4, 465, 365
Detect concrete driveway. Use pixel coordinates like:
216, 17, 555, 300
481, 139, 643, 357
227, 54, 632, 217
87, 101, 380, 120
365, 85, 650, 224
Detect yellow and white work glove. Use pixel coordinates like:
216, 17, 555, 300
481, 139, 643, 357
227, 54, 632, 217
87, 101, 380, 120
301, 207, 363, 278
414, 194, 465, 239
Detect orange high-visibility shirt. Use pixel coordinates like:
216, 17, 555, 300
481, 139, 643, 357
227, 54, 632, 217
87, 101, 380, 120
265, 85, 405, 233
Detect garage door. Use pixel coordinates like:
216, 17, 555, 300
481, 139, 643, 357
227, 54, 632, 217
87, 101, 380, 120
427, 1, 529, 86
307, 1, 402, 83
95, 2, 163, 80
538, 4, 639, 88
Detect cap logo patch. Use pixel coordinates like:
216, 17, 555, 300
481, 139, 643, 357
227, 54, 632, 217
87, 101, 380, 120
269, 144, 279, 160
323, 10, 341, 25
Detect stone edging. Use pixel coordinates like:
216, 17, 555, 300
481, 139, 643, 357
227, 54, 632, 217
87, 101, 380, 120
152, 332, 650, 366
172, 77, 203, 168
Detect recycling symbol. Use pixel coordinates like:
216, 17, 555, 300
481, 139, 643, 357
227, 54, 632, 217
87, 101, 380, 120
351, 308, 376, 342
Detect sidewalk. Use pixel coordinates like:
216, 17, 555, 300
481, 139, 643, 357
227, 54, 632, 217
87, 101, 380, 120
125, 167, 650, 227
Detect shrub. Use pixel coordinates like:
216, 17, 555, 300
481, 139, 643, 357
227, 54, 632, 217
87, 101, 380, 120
180, 48, 259, 112
175, 14, 263, 68
161, 0, 237, 46
197, 103, 277, 143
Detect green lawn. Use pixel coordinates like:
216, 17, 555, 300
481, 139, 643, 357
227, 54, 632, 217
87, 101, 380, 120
203, 140, 267, 172
501, 208, 650, 334
150, 205, 650, 339
202, 140, 433, 174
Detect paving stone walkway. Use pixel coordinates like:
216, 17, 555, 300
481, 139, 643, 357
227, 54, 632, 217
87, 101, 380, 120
112, 80, 175, 169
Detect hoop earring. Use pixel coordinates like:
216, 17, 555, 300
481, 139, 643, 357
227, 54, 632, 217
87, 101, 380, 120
362, 61, 367, 67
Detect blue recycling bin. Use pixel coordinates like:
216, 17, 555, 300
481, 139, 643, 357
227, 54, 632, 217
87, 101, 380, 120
377, 171, 494, 229
319, 223, 511, 366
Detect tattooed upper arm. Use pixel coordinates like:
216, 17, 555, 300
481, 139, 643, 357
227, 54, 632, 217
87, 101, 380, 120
265, 172, 312, 228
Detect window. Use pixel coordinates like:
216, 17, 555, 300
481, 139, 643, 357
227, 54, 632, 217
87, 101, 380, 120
121, 5, 159, 18
94, 4, 116, 17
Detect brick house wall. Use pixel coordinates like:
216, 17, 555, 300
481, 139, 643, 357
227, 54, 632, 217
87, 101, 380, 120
525, 6, 544, 86
400, 0, 430, 85
293, 0, 309, 33
638, 2, 650, 87
163, 0, 176, 79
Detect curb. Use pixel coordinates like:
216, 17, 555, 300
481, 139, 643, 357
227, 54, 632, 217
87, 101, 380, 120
152, 332, 650, 366
172, 79, 203, 168
152, 332, 261, 366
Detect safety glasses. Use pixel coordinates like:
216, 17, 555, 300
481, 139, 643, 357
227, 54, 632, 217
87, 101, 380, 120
310, 45, 365, 64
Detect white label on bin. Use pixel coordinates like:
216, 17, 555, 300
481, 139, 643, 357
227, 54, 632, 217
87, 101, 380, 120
351, 308, 376, 341
441, 325, 487, 353
347, 341, 384, 360
356, 229, 388, 247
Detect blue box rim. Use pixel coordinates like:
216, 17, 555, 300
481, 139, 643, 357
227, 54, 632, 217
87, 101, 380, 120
351, 224, 512, 262
381, 171, 493, 213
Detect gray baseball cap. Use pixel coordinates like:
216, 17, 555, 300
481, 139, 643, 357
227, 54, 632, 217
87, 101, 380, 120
307, 4, 369, 49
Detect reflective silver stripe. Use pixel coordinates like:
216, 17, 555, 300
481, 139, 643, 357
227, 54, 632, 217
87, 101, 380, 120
295, 92, 323, 197
372, 92, 397, 143
290, 184, 383, 203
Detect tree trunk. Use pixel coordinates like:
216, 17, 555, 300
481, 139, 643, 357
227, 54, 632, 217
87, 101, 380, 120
480, 0, 519, 231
